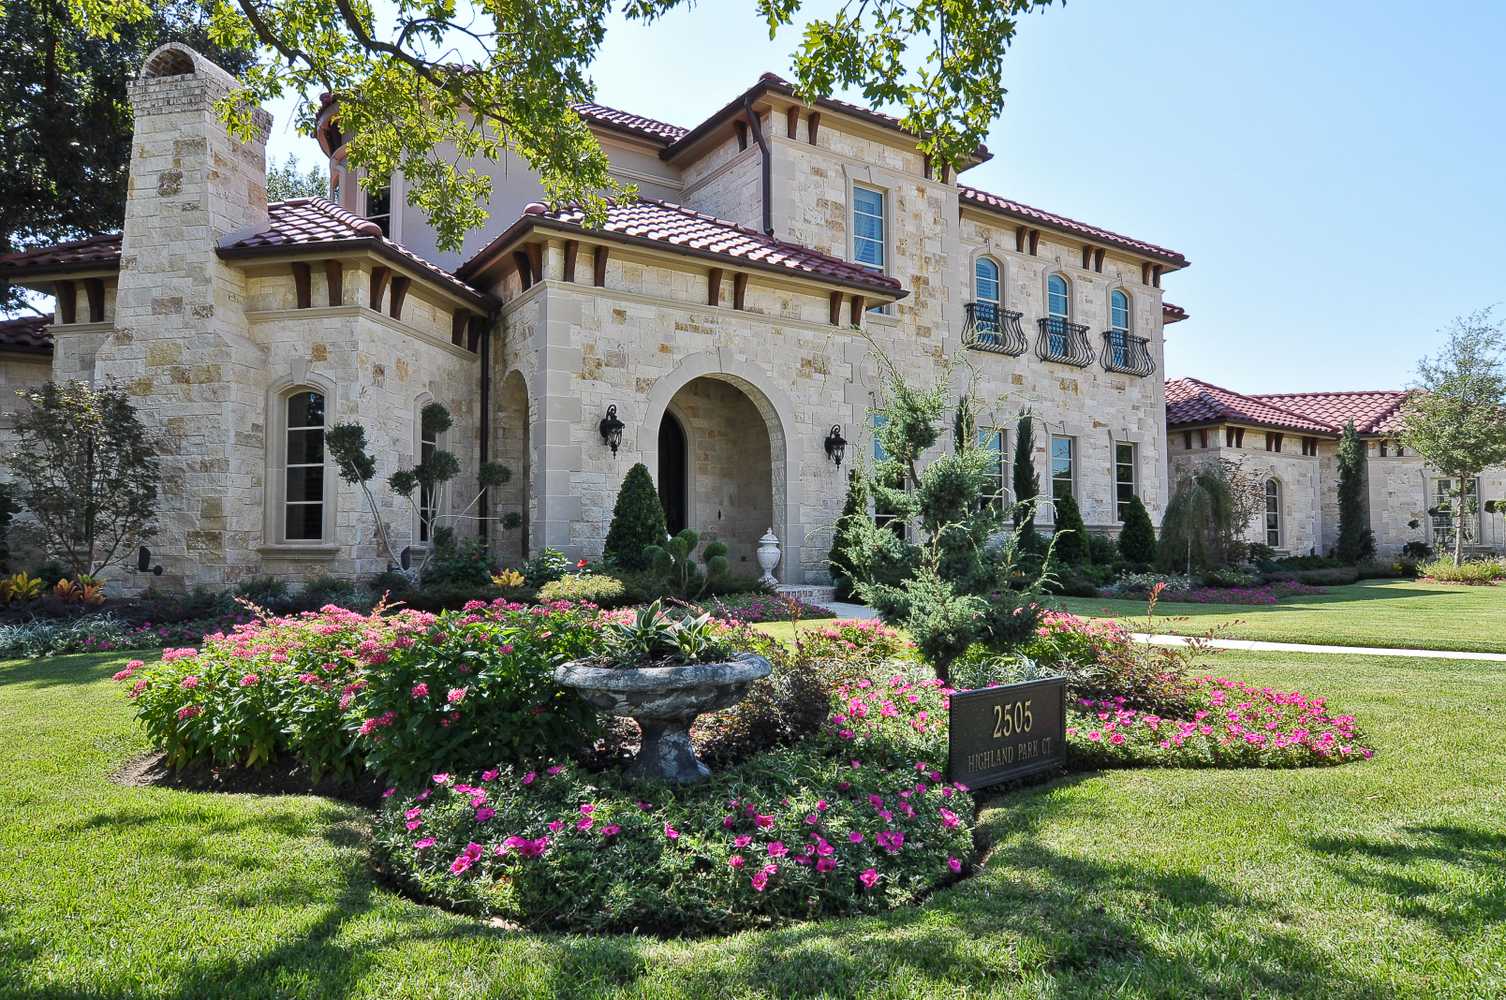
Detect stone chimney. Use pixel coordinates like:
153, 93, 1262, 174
95, 43, 271, 589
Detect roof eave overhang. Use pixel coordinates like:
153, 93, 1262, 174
959, 200, 1189, 271
0, 262, 120, 284
462, 216, 909, 303
216, 240, 497, 311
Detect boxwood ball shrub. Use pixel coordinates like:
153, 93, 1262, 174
374, 666, 974, 934
118, 600, 604, 784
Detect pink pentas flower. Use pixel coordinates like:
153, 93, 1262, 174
522, 771, 537, 786
382, 787, 396, 799
176, 704, 201, 720
433, 773, 450, 784
239, 673, 259, 687
180, 676, 200, 689
410, 682, 429, 699
750, 870, 769, 892
447, 686, 468, 704
734, 835, 752, 848
947, 857, 963, 874
754, 814, 774, 830
600, 823, 621, 838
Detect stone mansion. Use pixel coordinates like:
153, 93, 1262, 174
0, 45, 1498, 590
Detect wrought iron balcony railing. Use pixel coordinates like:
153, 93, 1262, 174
1034, 316, 1094, 368
1100, 331, 1156, 377
963, 302, 1027, 356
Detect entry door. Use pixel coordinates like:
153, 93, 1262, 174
658, 413, 688, 536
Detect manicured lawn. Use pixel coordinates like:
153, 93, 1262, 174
2, 649, 1504, 998
1057, 578, 1506, 654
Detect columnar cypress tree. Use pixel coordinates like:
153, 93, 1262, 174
1117, 494, 1157, 565
827, 467, 870, 600
1012, 409, 1041, 549
602, 463, 668, 571
1336, 420, 1376, 563
1051, 492, 1088, 566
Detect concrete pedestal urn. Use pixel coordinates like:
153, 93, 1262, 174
554, 653, 771, 784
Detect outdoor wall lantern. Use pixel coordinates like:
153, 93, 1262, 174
599, 405, 625, 457
823, 424, 848, 468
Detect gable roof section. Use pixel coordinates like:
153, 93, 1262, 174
661, 72, 991, 165
459, 197, 907, 298
572, 102, 688, 145
0, 314, 54, 355
0, 233, 123, 278
1251, 390, 1409, 436
215, 198, 493, 308
1165, 377, 1336, 436
960, 187, 1188, 269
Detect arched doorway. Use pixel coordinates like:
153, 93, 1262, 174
658, 411, 688, 536
657, 377, 774, 571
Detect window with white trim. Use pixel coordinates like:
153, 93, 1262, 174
978, 427, 1006, 512
974, 257, 1001, 334
365, 180, 392, 237
852, 186, 886, 271
418, 413, 439, 543
1048, 274, 1071, 319
1109, 289, 1131, 368
871, 412, 905, 539
1050, 435, 1075, 504
1115, 442, 1136, 521
284, 390, 327, 541
1264, 478, 1281, 548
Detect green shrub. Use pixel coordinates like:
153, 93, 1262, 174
235, 575, 291, 609
1355, 559, 1416, 580
1261, 567, 1359, 586
373, 665, 973, 934
536, 573, 629, 607
1117, 495, 1157, 565
295, 574, 369, 612
645, 528, 728, 598
1336, 421, 1376, 564
1417, 557, 1506, 584
0, 612, 135, 658
602, 463, 668, 571
1026, 610, 1197, 718
1050, 493, 1088, 566
1402, 541, 1434, 561
828, 468, 870, 601
422, 530, 494, 587
1085, 532, 1119, 566
1201, 566, 1261, 588
119, 602, 605, 784
521, 547, 572, 588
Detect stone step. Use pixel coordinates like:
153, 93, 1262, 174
774, 584, 838, 606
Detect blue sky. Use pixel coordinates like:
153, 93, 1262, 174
265, 0, 1506, 395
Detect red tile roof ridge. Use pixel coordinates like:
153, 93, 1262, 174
960, 185, 1187, 266
1165, 376, 1338, 435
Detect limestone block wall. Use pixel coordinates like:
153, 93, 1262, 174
1363, 447, 1506, 555
680, 131, 765, 233
1168, 428, 1321, 555
669, 376, 774, 570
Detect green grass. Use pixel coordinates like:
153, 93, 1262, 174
2, 649, 1504, 998
1057, 578, 1506, 653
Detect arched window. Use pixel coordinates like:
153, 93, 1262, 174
1109, 289, 1131, 367
1047, 274, 1070, 319
1264, 478, 1281, 548
284, 390, 327, 541
974, 257, 1001, 333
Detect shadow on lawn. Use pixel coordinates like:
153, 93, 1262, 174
0, 651, 127, 690
1309, 823, 1506, 939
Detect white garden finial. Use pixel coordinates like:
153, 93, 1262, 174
756, 528, 781, 586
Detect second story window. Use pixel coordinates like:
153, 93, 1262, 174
852, 186, 885, 270
974, 257, 1001, 327
1109, 289, 1131, 367
1048, 274, 1070, 320
365, 180, 392, 237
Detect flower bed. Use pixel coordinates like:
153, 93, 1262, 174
695, 592, 834, 623
1067, 676, 1373, 768
373, 665, 972, 934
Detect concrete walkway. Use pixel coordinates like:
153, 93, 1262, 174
1134, 633, 1506, 662
819, 603, 1506, 662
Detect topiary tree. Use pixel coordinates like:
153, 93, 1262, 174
603, 462, 668, 571
1012, 409, 1042, 551
644, 528, 728, 599
827, 466, 870, 600
1117, 494, 1157, 565
1050, 491, 1087, 566
5, 379, 159, 578
327, 402, 511, 583
1335, 420, 1376, 564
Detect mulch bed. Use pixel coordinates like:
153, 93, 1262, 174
112, 751, 387, 807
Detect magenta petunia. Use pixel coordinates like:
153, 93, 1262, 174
859, 868, 879, 889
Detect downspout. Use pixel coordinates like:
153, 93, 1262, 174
478, 314, 492, 541
743, 95, 773, 236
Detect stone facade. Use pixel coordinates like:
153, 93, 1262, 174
0, 48, 1195, 589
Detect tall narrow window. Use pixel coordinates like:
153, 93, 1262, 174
1046, 274, 1071, 356
1264, 478, 1281, 548
1115, 442, 1136, 521
365, 180, 392, 237
871, 412, 905, 539
1050, 435, 1074, 504
284, 390, 327, 541
418, 415, 438, 543
852, 186, 885, 270
974, 257, 1001, 337
1432, 477, 1480, 550
1109, 289, 1131, 368
978, 427, 1006, 512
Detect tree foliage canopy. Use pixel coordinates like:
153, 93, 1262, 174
1400, 309, 1506, 564
65, 0, 1054, 252
1, 0, 252, 314
4, 380, 160, 577
265, 154, 328, 201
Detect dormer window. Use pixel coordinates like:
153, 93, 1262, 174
365, 180, 391, 237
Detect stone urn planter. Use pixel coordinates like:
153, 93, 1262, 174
554, 653, 771, 784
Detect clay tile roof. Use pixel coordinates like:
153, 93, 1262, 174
1162, 302, 1188, 323
0, 314, 54, 355
217, 198, 492, 306
460, 197, 907, 297
571, 101, 688, 145
1165, 377, 1337, 435
0, 233, 123, 277
959, 186, 1188, 268
1250, 390, 1410, 436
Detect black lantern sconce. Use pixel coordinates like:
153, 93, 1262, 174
823, 424, 848, 468
599, 404, 625, 457
134, 545, 163, 576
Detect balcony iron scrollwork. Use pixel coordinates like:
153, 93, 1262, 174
1034, 316, 1094, 368
1100, 331, 1155, 377
963, 302, 1027, 356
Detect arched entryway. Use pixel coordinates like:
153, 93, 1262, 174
494, 369, 530, 565
655, 377, 775, 573
658, 411, 689, 536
